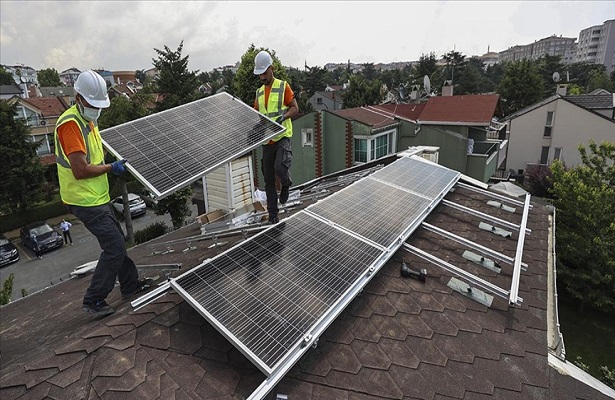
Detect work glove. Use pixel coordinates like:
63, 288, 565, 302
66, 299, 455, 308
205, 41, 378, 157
276, 114, 286, 124
110, 159, 128, 175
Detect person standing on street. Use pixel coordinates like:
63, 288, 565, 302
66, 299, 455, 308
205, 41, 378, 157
60, 219, 73, 245
253, 50, 298, 224
31, 233, 42, 259
54, 70, 149, 318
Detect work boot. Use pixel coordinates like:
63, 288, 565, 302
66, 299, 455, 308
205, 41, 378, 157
269, 215, 279, 225
82, 300, 115, 317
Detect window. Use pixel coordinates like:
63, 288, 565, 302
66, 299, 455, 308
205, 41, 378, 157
301, 128, 313, 147
544, 111, 554, 137
316, 97, 323, 105
540, 146, 549, 164
554, 147, 562, 161
354, 129, 396, 164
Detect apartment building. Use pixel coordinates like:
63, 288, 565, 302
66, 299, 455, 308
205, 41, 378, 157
576, 19, 615, 73
499, 35, 577, 64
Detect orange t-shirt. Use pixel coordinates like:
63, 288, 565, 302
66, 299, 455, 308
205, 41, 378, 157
57, 121, 94, 156
253, 82, 294, 109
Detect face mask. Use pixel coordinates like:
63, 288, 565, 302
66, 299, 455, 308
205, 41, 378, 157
77, 101, 101, 122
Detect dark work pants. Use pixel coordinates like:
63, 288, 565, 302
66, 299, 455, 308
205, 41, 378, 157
68, 203, 138, 303
261, 137, 292, 218
63, 230, 72, 244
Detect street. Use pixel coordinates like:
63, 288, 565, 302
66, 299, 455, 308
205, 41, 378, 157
0, 205, 198, 302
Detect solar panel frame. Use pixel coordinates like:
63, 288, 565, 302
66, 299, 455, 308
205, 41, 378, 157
100, 92, 285, 199
171, 211, 387, 375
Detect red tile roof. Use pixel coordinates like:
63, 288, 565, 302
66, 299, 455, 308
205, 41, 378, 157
22, 97, 67, 117
331, 107, 397, 130
368, 103, 426, 121
419, 94, 502, 125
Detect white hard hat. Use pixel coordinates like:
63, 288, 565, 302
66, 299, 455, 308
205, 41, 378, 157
253, 51, 273, 75
74, 70, 110, 108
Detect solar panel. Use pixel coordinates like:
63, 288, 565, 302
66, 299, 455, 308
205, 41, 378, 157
307, 177, 433, 248
100, 92, 285, 199
172, 211, 384, 374
370, 156, 460, 199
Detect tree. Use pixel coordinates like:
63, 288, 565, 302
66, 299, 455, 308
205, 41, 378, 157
442, 50, 466, 84
536, 54, 564, 97
586, 69, 614, 93
0, 101, 46, 213
414, 52, 438, 81
550, 140, 615, 312
303, 65, 329, 98
0, 66, 16, 85
0, 273, 14, 305
98, 93, 149, 131
497, 59, 544, 114
155, 186, 194, 229
37, 68, 62, 87
152, 40, 200, 112
361, 63, 378, 81
232, 44, 288, 106
342, 75, 383, 108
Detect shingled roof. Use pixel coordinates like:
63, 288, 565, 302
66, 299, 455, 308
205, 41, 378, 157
1, 153, 612, 400
418, 94, 503, 126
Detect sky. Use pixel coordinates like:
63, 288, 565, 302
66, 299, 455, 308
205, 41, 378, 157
1, 1, 614, 74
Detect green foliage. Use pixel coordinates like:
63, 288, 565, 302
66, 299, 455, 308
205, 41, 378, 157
0, 273, 14, 306
587, 69, 614, 93
134, 221, 169, 244
155, 186, 194, 229
0, 196, 65, 232
536, 54, 564, 97
550, 140, 615, 312
152, 40, 201, 112
574, 356, 591, 372
0, 66, 15, 85
414, 52, 439, 80
600, 365, 615, 389
498, 59, 544, 114
98, 93, 149, 130
566, 62, 609, 92
233, 44, 288, 106
0, 100, 46, 213
37, 68, 62, 87
342, 75, 383, 108
524, 164, 554, 198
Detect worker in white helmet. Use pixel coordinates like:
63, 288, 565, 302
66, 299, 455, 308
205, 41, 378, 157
253, 50, 299, 224
54, 70, 150, 317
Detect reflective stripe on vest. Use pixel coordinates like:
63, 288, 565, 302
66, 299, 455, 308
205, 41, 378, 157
256, 78, 292, 142
54, 105, 110, 206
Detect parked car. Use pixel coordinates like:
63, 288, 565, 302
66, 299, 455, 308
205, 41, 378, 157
139, 189, 159, 210
111, 193, 147, 218
0, 234, 20, 267
20, 221, 64, 254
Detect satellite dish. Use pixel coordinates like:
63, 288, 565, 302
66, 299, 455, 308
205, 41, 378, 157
20, 76, 26, 83
552, 72, 561, 83
423, 75, 431, 94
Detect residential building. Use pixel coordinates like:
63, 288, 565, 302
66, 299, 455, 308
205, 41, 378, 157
1, 64, 39, 98
477, 50, 500, 69
499, 35, 577, 64
503, 92, 615, 176
307, 90, 344, 111
38, 86, 76, 106
2, 147, 613, 400
59, 67, 80, 87
8, 96, 69, 166
265, 94, 507, 187
576, 19, 615, 73
0, 84, 23, 100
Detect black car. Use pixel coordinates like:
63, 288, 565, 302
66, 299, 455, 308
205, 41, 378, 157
0, 234, 19, 267
20, 221, 64, 254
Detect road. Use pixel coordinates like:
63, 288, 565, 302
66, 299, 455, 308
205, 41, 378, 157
0, 205, 198, 303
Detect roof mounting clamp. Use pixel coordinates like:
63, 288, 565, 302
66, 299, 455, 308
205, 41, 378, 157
487, 200, 516, 213
366, 266, 376, 276
301, 334, 313, 348
479, 222, 512, 238
462, 250, 501, 273
448, 277, 494, 307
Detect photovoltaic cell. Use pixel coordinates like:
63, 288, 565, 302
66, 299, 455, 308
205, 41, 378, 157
370, 156, 460, 199
307, 177, 432, 248
100, 92, 285, 199
173, 211, 383, 373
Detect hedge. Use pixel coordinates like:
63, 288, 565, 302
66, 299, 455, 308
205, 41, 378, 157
0, 200, 67, 234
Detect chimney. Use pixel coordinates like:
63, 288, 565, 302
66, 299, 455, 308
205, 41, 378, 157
556, 84, 567, 96
442, 81, 454, 96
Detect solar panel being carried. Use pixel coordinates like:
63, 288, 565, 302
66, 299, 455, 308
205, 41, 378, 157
100, 92, 285, 199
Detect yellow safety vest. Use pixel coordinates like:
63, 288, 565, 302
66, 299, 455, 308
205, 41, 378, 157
54, 105, 110, 206
256, 78, 293, 142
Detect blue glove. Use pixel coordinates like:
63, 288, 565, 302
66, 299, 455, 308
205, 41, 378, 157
276, 114, 286, 124
110, 159, 127, 175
